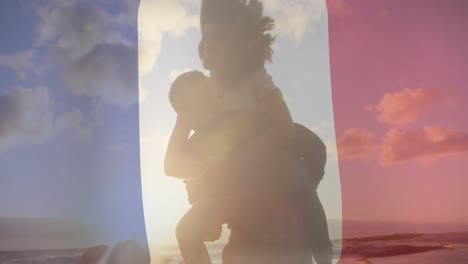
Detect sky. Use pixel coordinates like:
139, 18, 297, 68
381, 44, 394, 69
0, 0, 342, 254
326, 0, 468, 237
0, 0, 148, 250
137, 0, 342, 251
1, 0, 467, 259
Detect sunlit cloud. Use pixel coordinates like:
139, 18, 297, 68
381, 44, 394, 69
264, 0, 326, 43
379, 125, 468, 166
336, 123, 468, 167
138, 0, 199, 77
337, 127, 376, 160
370, 87, 452, 126
325, 139, 338, 160
308, 120, 332, 135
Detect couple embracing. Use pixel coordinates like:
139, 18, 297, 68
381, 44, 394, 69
164, 1, 333, 263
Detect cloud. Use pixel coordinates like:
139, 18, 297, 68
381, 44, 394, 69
0, 50, 44, 80
263, 0, 326, 43
325, 139, 338, 160
334, 124, 468, 166
372, 88, 451, 126
34, 1, 143, 108
36, 1, 131, 61
55, 107, 97, 140
63, 43, 139, 109
138, 0, 199, 77
0, 87, 54, 153
337, 128, 376, 160
379, 126, 468, 166
0, 87, 92, 154
309, 120, 332, 135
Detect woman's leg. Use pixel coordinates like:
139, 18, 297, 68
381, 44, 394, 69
298, 190, 333, 264
285, 158, 333, 264
176, 204, 222, 264
309, 193, 333, 264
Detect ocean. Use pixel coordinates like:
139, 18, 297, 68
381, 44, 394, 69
0, 248, 83, 264
1, 232, 467, 264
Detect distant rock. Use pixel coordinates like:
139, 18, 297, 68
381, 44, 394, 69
108, 240, 150, 264
78, 245, 109, 264
79, 240, 149, 264
341, 244, 447, 258
338, 256, 373, 264
344, 233, 424, 243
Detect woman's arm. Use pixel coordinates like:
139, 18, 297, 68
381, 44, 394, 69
164, 117, 206, 179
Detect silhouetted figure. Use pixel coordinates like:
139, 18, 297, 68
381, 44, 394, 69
166, 74, 332, 264
167, 70, 295, 264
200, 0, 334, 263
164, 0, 333, 263
292, 124, 334, 263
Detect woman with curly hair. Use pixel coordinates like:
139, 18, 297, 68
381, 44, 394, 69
165, 1, 333, 263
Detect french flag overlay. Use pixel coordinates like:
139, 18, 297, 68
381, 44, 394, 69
0, 0, 150, 263
1, 1, 467, 264
327, 0, 468, 263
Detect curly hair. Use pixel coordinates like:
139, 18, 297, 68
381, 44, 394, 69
239, 0, 276, 64
200, 0, 276, 76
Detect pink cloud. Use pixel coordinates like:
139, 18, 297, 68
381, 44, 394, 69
373, 88, 450, 126
379, 125, 468, 166
337, 128, 375, 160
